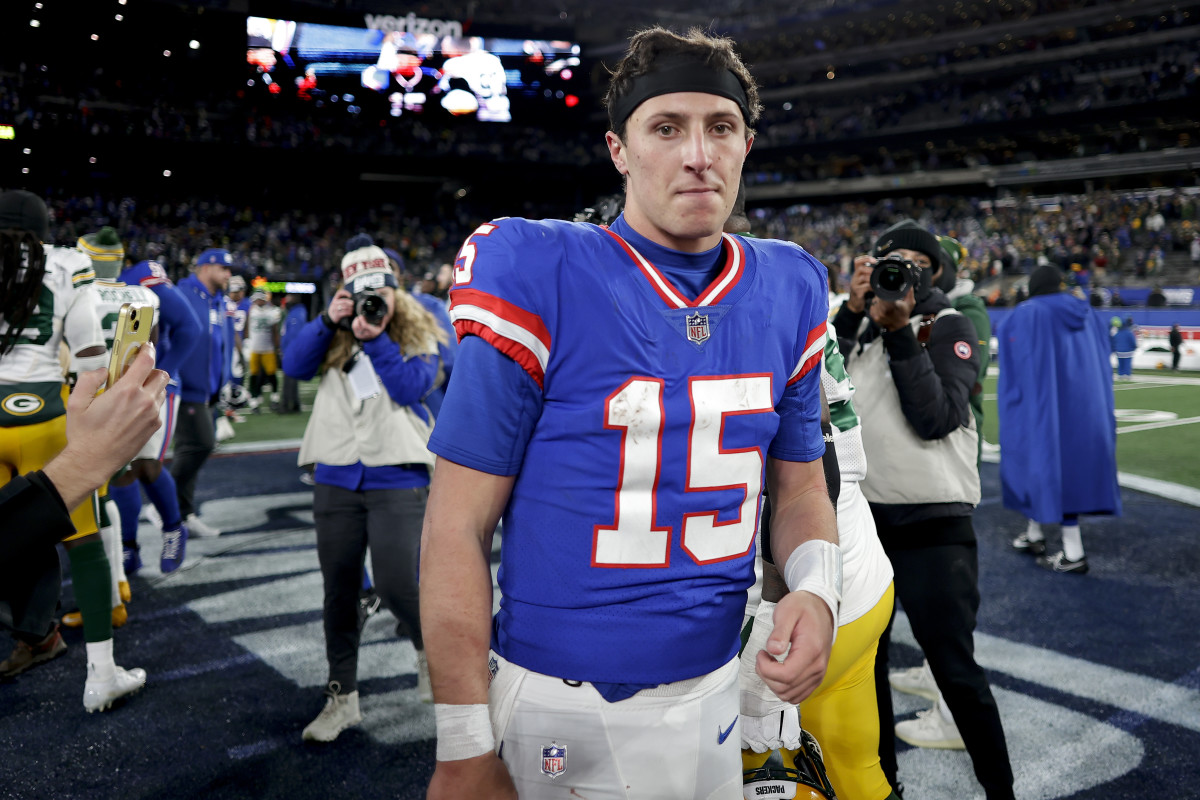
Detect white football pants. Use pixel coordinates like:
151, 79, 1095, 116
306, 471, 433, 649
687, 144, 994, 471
488, 651, 743, 799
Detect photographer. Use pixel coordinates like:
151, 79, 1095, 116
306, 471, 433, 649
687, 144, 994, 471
282, 240, 447, 743
832, 220, 1014, 800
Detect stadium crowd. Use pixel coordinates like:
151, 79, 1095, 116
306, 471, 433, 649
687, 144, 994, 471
37, 185, 1200, 309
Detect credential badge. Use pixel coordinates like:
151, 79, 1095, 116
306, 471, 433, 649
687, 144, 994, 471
686, 311, 710, 344
540, 742, 567, 778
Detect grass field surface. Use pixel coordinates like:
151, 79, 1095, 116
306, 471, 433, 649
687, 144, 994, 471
982, 368, 1200, 490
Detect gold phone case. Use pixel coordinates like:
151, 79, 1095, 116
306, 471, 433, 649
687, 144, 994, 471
106, 303, 152, 388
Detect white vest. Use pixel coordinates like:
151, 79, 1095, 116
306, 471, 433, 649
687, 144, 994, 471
847, 310, 980, 507
298, 361, 435, 471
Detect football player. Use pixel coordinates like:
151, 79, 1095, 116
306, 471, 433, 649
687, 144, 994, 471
740, 333, 899, 800
245, 288, 282, 408
226, 274, 250, 399
55, 227, 159, 631
0, 191, 146, 711
421, 27, 838, 799
724, 193, 899, 800
106, 255, 203, 573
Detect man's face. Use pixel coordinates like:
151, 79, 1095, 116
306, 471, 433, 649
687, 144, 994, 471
199, 263, 231, 293
229, 289, 245, 302
606, 92, 752, 253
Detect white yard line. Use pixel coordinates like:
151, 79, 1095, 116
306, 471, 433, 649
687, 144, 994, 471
1115, 415, 1200, 434
983, 448, 1200, 507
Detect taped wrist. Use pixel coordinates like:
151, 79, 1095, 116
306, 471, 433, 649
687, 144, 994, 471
783, 539, 842, 642
434, 703, 494, 761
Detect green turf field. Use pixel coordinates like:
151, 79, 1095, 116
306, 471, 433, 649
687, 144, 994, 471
982, 369, 1200, 490
213, 379, 317, 445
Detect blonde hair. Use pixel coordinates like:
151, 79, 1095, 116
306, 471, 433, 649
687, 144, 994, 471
320, 285, 449, 374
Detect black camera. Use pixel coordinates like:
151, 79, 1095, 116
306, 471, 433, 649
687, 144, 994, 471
869, 253, 923, 303
338, 289, 388, 330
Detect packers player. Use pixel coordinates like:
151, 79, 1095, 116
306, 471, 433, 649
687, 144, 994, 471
0, 191, 146, 711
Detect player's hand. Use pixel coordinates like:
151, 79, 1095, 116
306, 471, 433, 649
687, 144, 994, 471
868, 287, 916, 332
845, 255, 875, 313
755, 590, 834, 705
47, 345, 168, 508
326, 289, 355, 325
427, 754, 516, 800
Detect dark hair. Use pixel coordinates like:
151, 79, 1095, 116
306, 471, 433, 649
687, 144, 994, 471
604, 26, 762, 141
0, 229, 48, 358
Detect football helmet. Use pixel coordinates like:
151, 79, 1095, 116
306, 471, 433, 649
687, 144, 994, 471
219, 382, 253, 411
742, 729, 838, 800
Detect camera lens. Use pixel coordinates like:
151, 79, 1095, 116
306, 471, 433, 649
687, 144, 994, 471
876, 264, 907, 294
869, 255, 916, 303
357, 293, 387, 325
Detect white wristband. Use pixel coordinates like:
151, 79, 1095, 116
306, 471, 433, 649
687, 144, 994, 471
434, 703, 495, 761
782, 539, 843, 641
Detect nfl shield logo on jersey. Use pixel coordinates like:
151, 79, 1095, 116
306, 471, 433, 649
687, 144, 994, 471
686, 312, 710, 344
541, 743, 567, 779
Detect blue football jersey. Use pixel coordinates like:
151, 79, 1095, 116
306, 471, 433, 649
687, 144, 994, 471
436, 216, 828, 685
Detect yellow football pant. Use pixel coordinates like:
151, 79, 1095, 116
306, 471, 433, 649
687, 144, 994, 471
799, 582, 895, 800
0, 413, 100, 540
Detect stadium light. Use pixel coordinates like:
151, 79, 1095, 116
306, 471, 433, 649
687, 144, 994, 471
189, 39, 200, 50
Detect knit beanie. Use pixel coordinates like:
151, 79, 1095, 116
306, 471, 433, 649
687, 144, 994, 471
0, 190, 49, 241
874, 220, 944, 266
78, 227, 125, 280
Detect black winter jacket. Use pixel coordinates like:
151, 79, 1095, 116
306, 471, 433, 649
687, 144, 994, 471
832, 289, 982, 538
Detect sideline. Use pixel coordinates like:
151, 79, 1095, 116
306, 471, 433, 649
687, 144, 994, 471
212, 438, 303, 456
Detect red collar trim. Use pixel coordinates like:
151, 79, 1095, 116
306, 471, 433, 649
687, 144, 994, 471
603, 229, 744, 309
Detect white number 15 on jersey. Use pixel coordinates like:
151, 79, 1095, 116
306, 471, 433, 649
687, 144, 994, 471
593, 375, 773, 568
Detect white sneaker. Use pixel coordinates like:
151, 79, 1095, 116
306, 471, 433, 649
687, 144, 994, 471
895, 703, 965, 750
83, 664, 147, 712
889, 659, 939, 701
302, 683, 362, 742
416, 650, 433, 704
215, 415, 236, 442
186, 513, 221, 538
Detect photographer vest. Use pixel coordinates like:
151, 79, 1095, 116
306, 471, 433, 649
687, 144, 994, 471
847, 309, 981, 507
298, 357, 435, 471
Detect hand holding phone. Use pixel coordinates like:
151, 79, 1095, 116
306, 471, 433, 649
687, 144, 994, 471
106, 302, 154, 389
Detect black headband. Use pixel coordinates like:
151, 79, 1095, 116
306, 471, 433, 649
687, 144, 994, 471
609, 54, 751, 132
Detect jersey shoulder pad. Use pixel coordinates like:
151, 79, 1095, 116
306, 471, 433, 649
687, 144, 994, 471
120, 260, 173, 288
453, 217, 587, 301
449, 217, 580, 387
48, 246, 97, 289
